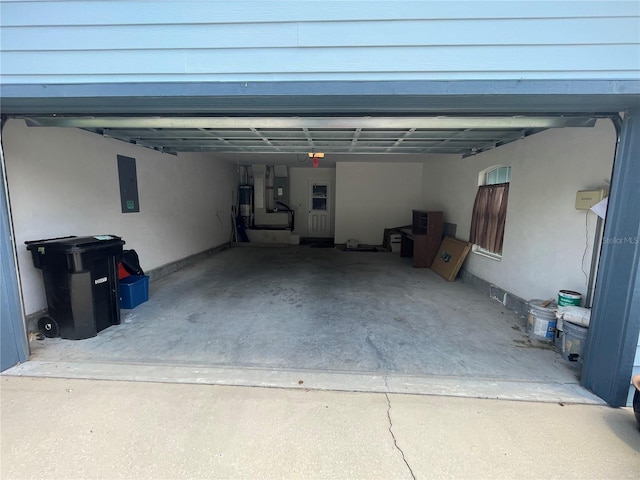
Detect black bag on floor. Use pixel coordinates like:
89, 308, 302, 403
122, 249, 144, 275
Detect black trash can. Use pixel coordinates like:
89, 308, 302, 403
26, 235, 125, 340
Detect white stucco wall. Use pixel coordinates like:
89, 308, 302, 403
335, 162, 423, 245
289, 167, 336, 238
3, 119, 236, 315
422, 119, 617, 302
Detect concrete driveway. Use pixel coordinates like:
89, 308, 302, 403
1, 376, 638, 479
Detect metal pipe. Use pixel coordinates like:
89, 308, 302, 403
585, 216, 604, 308
585, 114, 623, 307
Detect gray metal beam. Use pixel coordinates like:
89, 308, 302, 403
2, 81, 639, 116
2, 79, 640, 99
24, 115, 598, 130
582, 110, 640, 407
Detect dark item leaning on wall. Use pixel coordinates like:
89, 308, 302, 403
122, 249, 144, 276
633, 375, 640, 430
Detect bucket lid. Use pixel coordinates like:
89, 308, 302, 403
528, 299, 557, 314
25, 235, 124, 253
559, 290, 582, 298
563, 319, 589, 332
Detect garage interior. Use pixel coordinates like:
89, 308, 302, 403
2, 109, 621, 405
23, 245, 595, 401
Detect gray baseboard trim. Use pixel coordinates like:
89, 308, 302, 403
460, 269, 529, 318
146, 242, 231, 283
232, 242, 292, 248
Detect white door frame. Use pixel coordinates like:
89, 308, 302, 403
307, 180, 332, 238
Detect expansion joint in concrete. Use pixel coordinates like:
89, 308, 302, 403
384, 392, 416, 480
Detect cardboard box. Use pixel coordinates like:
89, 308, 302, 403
430, 237, 472, 281
382, 226, 411, 251
390, 233, 402, 253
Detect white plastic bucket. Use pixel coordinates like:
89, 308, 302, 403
562, 321, 589, 364
527, 299, 557, 342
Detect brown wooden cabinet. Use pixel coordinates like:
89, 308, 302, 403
410, 210, 443, 268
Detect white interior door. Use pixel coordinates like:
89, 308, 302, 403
308, 181, 332, 238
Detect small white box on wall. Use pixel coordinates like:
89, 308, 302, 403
575, 189, 606, 210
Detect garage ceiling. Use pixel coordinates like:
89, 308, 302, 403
24, 115, 598, 157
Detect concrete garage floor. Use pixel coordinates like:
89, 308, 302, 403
12, 246, 601, 404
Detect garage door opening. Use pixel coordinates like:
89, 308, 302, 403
1, 113, 615, 404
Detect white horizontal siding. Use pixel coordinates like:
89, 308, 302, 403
2, 1, 638, 26
3, 46, 638, 75
3, 18, 639, 51
1, 0, 639, 83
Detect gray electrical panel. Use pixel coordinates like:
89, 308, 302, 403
273, 177, 289, 206
117, 155, 140, 213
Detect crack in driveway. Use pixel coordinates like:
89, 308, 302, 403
384, 392, 416, 480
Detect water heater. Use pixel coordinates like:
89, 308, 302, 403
238, 185, 253, 228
